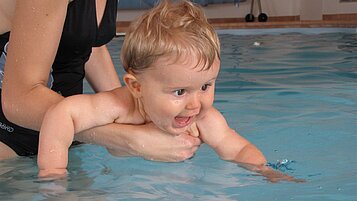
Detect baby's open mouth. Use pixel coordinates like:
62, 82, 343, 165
174, 116, 192, 128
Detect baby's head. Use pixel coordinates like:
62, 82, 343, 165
121, 0, 221, 135
121, 0, 220, 74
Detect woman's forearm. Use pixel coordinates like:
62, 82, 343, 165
75, 122, 202, 162
85, 45, 121, 93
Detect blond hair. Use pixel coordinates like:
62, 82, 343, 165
121, 0, 220, 74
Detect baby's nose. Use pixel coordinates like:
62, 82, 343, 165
186, 94, 201, 110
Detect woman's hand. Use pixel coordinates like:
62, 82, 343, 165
75, 122, 202, 162
107, 122, 202, 162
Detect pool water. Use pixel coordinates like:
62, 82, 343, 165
1, 28, 357, 201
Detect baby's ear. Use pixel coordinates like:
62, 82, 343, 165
123, 73, 142, 98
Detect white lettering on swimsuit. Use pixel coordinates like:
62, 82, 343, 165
0, 121, 14, 133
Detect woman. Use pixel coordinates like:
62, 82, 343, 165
0, 0, 200, 160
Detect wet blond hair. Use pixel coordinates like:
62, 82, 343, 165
121, 0, 220, 74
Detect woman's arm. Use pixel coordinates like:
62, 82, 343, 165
75, 122, 202, 162
2, 0, 69, 130
1, 0, 201, 164
85, 45, 121, 92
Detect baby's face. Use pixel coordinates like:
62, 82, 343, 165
136, 55, 220, 135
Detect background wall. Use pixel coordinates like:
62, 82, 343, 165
117, 0, 357, 21
323, 0, 357, 14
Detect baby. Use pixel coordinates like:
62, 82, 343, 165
38, 0, 301, 182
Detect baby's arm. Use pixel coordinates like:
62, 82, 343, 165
198, 108, 303, 183
38, 89, 126, 177
197, 108, 266, 165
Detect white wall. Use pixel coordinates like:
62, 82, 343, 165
323, 0, 357, 14
300, 0, 322, 20
117, 0, 357, 21
202, 0, 300, 18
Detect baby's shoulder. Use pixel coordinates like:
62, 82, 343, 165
199, 107, 223, 122
196, 107, 227, 130
111, 87, 145, 124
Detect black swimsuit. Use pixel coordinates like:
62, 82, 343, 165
0, 0, 117, 156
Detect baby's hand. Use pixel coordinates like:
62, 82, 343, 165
259, 166, 305, 183
242, 163, 305, 183
38, 168, 67, 179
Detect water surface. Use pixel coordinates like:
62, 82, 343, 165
1, 28, 357, 201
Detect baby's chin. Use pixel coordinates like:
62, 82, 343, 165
160, 125, 190, 136
153, 117, 194, 136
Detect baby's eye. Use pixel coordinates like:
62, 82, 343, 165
201, 84, 211, 91
174, 89, 186, 96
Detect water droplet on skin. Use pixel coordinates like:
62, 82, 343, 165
89, 132, 96, 141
